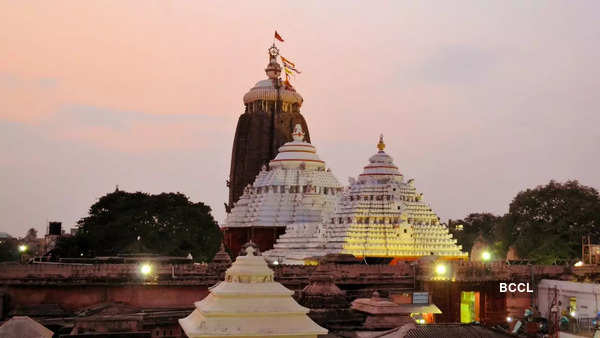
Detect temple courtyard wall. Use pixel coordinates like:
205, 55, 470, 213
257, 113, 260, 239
1, 261, 599, 332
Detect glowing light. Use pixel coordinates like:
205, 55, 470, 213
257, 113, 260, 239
435, 264, 447, 275
140, 264, 152, 276
574, 261, 584, 267
482, 251, 491, 261
417, 319, 426, 324
571, 311, 576, 317
506, 316, 512, 322
18, 245, 28, 253
273, 260, 279, 265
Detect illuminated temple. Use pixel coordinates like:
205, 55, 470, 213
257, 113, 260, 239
264, 135, 467, 264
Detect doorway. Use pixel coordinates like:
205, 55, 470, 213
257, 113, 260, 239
460, 291, 480, 323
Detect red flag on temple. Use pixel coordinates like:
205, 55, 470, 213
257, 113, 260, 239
274, 31, 284, 42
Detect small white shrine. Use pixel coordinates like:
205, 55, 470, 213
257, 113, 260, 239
179, 245, 327, 337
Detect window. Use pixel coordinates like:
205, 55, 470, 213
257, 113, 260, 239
324, 187, 329, 194
403, 229, 407, 233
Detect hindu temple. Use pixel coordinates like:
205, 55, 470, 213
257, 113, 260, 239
222, 124, 342, 256
264, 135, 468, 264
227, 44, 311, 211
178, 244, 327, 338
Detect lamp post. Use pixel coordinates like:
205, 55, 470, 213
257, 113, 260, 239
435, 263, 447, 277
482, 251, 491, 262
140, 263, 152, 278
18, 244, 28, 264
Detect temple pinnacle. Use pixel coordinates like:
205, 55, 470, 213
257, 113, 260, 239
377, 134, 385, 152
292, 124, 305, 142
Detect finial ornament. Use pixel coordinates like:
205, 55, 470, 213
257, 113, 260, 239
268, 44, 279, 57
292, 124, 305, 142
377, 134, 385, 152
265, 44, 281, 79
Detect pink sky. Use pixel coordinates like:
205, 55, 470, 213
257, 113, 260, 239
1, 1, 599, 236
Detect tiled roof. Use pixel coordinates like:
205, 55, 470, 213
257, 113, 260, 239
402, 324, 512, 338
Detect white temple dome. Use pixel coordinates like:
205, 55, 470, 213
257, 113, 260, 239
243, 78, 304, 105
243, 45, 303, 106
359, 134, 402, 181
270, 125, 324, 169
224, 124, 341, 231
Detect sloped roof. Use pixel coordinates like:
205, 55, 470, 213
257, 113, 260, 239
402, 324, 512, 338
0, 316, 53, 338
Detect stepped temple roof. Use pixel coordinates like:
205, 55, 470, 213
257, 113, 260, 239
178, 245, 327, 337
264, 135, 467, 264
224, 124, 342, 230
0, 316, 54, 338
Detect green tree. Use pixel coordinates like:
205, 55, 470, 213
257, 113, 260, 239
54, 190, 222, 262
505, 180, 600, 264
0, 238, 19, 262
450, 213, 503, 253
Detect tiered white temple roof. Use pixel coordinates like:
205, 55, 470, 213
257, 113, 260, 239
179, 245, 327, 337
264, 135, 467, 264
223, 124, 342, 229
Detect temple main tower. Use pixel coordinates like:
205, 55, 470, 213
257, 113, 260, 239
227, 45, 311, 211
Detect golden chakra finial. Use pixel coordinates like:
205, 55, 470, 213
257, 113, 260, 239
377, 134, 385, 152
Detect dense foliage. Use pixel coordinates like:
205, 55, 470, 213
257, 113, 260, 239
449, 213, 503, 253
54, 190, 222, 262
453, 180, 600, 263
506, 180, 600, 264
0, 239, 19, 262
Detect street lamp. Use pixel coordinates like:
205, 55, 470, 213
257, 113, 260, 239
435, 264, 447, 275
140, 263, 152, 277
482, 251, 491, 262
18, 244, 28, 253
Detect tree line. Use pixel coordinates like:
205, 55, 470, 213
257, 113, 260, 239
449, 180, 600, 264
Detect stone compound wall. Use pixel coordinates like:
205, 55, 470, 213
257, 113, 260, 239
1, 260, 596, 322
0, 262, 414, 317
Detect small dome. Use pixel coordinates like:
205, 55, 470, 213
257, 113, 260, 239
359, 134, 402, 180
243, 79, 303, 105
270, 125, 324, 169
243, 45, 304, 106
